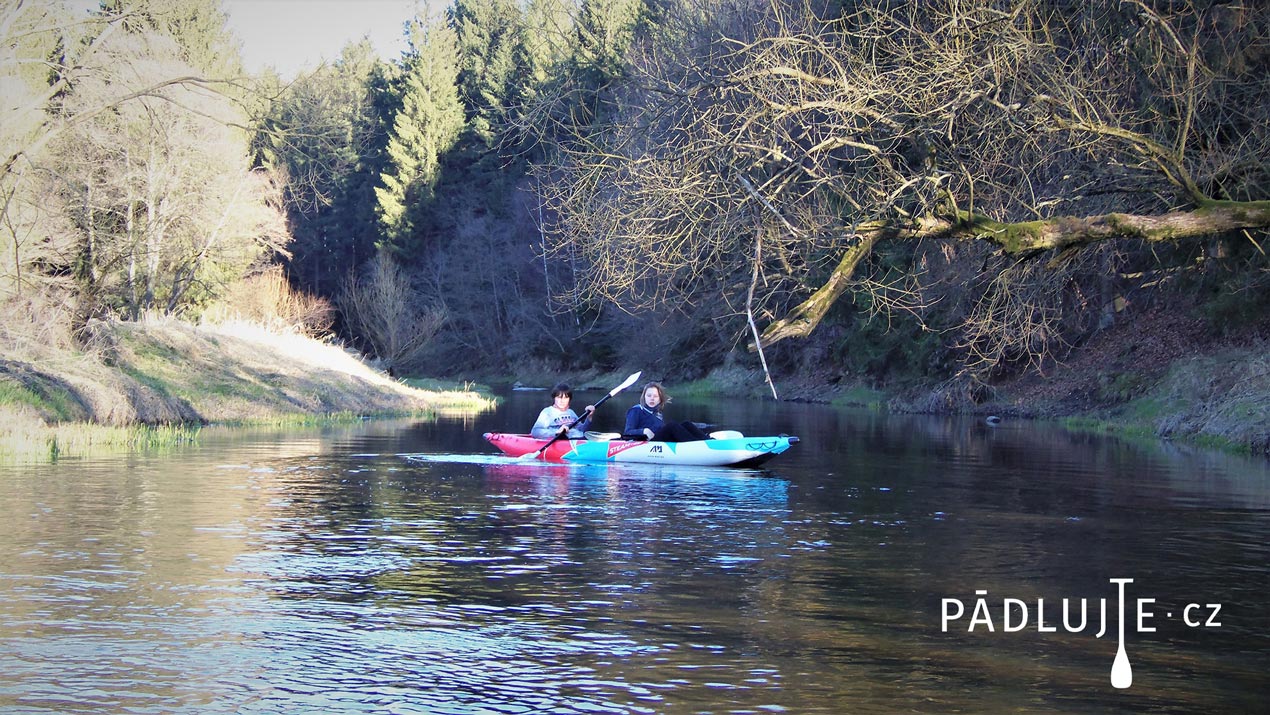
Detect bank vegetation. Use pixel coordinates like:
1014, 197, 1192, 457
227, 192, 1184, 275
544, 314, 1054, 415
0, 308, 494, 462
2, 1, 1266, 456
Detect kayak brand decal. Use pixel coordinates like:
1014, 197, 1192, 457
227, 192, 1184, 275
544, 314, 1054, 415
606, 442, 647, 459
940, 578, 1223, 689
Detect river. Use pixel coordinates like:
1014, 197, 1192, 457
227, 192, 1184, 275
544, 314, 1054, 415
1, 389, 1267, 714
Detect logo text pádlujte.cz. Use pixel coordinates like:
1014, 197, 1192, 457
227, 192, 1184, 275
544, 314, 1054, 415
940, 578, 1222, 688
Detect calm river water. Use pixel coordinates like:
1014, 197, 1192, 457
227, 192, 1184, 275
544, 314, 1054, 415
1, 390, 1267, 714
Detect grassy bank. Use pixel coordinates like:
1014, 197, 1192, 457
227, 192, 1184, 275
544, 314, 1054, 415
0, 317, 496, 463
1052, 345, 1270, 456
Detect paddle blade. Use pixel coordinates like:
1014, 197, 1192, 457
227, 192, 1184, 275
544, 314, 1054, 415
610, 370, 642, 396
514, 372, 640, 462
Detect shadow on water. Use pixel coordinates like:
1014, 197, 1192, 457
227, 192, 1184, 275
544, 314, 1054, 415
0, 389, 1266, 713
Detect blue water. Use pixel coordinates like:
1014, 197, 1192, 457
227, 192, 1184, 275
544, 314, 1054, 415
1, 391, 1267, 713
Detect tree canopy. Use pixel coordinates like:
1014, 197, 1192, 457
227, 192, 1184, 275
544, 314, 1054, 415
527, 0, 1270, 380
3, 0, 1266, 388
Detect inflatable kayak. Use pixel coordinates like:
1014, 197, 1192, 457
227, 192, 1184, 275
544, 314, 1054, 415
483, 432, 799, 468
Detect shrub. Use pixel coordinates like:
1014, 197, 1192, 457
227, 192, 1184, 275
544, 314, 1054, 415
203, 266, 334, 336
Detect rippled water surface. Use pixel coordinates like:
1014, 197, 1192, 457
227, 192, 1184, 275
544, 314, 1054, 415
1, 392, 1267, 714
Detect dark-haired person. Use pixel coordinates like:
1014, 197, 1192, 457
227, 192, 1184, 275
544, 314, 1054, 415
530, 383, 595, 439
621, 382, 709, 442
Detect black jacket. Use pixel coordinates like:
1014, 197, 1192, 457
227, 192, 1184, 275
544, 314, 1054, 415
622, 404, 663, 440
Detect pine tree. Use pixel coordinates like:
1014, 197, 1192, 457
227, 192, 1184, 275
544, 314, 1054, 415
253, 40, 387, 296
512, 0, 575, 160
574, 0, 645, 85
99, 0, 241, 77
447, 0, 523, 156
374, 19, 464, 252
521, 0, 574, 90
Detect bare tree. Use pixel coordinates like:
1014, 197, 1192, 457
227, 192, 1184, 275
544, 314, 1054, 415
2, 0, 286, 330
338, 251, 447, 375
46, 29, 288, 322
525, 0, 1270, 380
0, 2, 249, 186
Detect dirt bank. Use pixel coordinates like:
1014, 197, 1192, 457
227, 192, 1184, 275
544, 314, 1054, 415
915, 313, 1264, 455
695, 309, 1269, 457
0, 317, 494, 460
982, 309, 1269, 456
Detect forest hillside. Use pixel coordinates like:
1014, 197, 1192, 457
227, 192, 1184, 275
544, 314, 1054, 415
1, 0, 1267, 454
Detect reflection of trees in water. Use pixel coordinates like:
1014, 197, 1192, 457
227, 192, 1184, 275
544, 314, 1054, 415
224, 415, 1268, 709
0, 447, 296, 706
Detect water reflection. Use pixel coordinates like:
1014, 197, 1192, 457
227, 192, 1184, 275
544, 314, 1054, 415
0, 397, 1267, 714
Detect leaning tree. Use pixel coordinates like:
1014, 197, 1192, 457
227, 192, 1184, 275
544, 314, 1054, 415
526, 0, 1269, 386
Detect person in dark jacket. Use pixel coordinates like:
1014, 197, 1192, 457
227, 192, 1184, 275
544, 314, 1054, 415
622, 382, 709, 442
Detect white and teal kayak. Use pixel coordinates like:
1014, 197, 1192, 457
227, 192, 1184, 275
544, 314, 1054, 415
483, 431, 799, 468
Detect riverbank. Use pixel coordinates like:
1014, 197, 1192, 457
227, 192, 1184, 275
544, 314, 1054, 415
981, 313, 1269, 457
494, 336, 1268, 457
0, 317, 495, 462
7, 313, 1263, 463
678, 309, 1270, 457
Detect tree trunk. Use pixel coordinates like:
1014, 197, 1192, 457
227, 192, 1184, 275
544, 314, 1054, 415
760, 200, 1270, 346
759, 230, 881, 346
954, 201, 1270, 254
72, 181, 99, 335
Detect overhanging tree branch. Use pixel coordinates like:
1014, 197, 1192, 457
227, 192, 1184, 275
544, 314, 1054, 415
760, 200, 1270, 346
759, 229, 881, 346
1, 76, 241, 182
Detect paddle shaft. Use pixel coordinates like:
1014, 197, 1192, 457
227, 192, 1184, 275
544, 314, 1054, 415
527, 393, 606, 458
526, 372, 641, 459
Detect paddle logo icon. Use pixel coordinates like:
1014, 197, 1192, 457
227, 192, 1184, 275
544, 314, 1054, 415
1109, 578, 1133, 689
940, 578, 1224, 688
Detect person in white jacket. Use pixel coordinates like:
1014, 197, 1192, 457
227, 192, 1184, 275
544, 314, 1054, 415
530, 383, 594, 439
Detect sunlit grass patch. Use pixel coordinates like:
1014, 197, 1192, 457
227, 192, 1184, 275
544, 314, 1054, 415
0, 405, 200, 464
203, 321, 496, 409
424, 390, 500, 411
0, 381, 47, 412
401, 376, 493, 394
203, 319, 392, 381
831, 386, 888, 409
216, 410, 381, 428
1, 316, 500, 463
49, 422, 200, 460
0, 374, 84, 422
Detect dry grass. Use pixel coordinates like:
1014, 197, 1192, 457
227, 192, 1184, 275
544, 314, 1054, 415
202, 267, 334, 336
1, 315, 495, 462
1140, 343, 1270, 454
0, 404, 51, 461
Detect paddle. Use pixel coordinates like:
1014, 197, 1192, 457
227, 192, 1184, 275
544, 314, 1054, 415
521, 370, 642, 460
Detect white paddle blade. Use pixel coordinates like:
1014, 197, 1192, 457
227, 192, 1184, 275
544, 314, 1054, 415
610, 370, 642, 397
